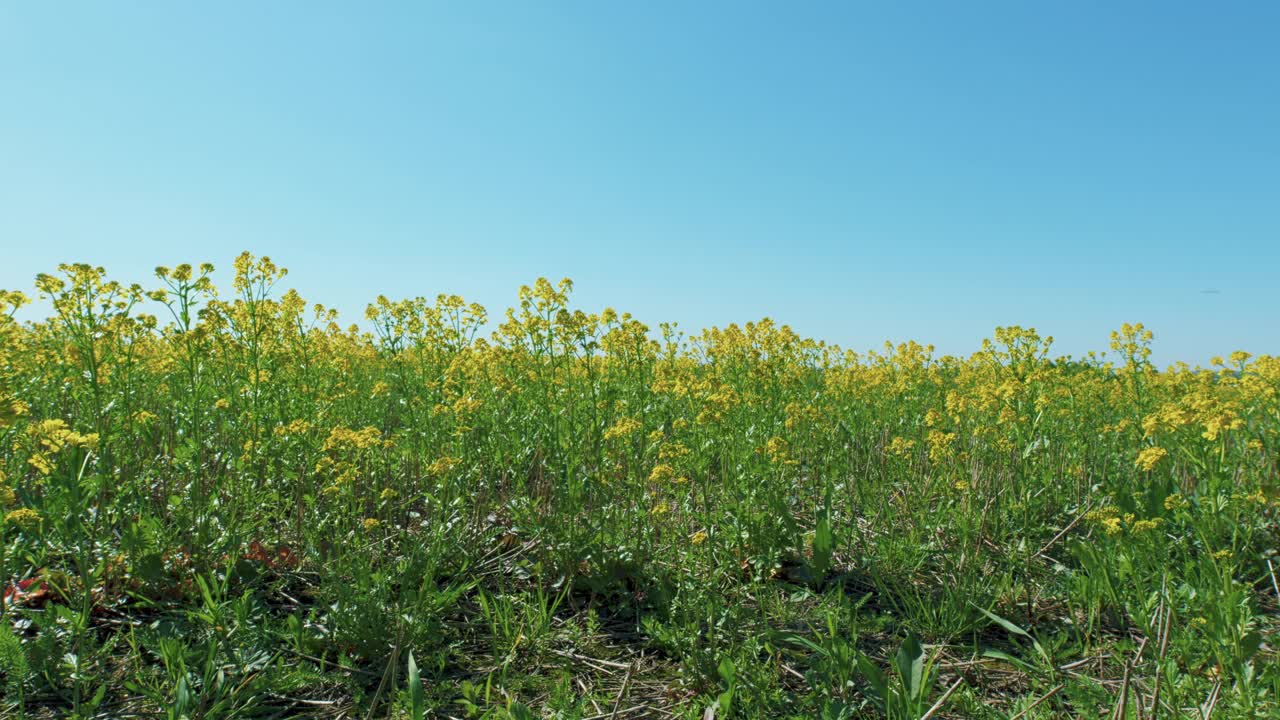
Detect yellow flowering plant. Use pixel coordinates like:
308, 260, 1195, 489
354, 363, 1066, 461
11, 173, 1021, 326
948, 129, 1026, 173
0, 258, 1276, 715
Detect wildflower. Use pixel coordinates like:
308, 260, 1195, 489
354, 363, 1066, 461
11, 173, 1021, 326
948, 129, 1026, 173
323, 426, 382, 451
214, 398, 231, 410
926, 430, 957, 462
28, 419, 98, 452
0, 485, 15, 507
1212, 549, 1233, 561
427, 456, 461, 476
1134, 446, 1168, 472
379, 488, 398, 501
4, 508, 41, 531
274, 419, 314, 437
1086, 506, 1124, 535
763, 436, 798, 466
452, 396, 482, 415
690, 530, 708, 545
1241, 490, 1267, 506
604, 417, 642, 442
648, 464, 676, 483
0, 398, 29, 428
1164, 493, 1189, 511
362, 518, 381, 531
27, 453, 54, 475
1130, 518, 1162, 534
887, 437, 916, 458
953, 480, 969, 491
658, 442, 690, 460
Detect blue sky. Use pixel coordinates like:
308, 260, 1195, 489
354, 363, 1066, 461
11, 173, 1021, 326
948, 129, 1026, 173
2, 3, 1277, 364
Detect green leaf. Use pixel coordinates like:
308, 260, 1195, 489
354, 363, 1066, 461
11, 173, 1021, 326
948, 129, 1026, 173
981, 648, 1036, 674
718, 657, 736, 685
856, 653, 888, 705
407, 651, 425, 720
768, 631, 826, 655
976, 606, 1052, 670
974, 605, 1031, 638
894, 634, 924, 699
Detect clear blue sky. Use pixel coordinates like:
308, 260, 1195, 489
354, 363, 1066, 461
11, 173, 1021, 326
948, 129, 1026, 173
2, 3, 1277, 364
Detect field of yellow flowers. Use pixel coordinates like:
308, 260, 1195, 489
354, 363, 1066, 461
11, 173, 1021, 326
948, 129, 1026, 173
0, 254, 1276, 718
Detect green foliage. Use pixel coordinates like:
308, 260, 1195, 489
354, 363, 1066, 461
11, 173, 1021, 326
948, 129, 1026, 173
0, 620, 29, 708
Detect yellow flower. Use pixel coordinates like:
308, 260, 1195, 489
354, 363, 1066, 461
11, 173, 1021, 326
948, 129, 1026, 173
1134, 446, 1168, 472
4, 507, 41, 530
1241, 489, 1267, 506
323, 426, 383, 451
763, 436, 798, 466
1164, 493, 1188, 511
690, 530, 708, 545
274, 419, 314, 437
604, 417, 642, 442
926, 430, 957, 462
1130, 518, 1162, 534
648, 464, 676, 482
27, 453, 54, 475
427, 456, 462, 476
658, 442, 690, 460
1086, 506, 1124, 535
214, 398, 231, 410
28, 419, 98, 452
0, 485, 16, 507
362, 517, 381, 531
887, 437, 916, 458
